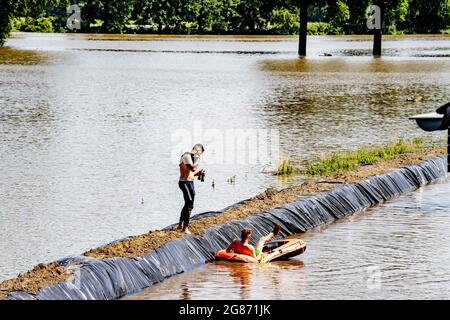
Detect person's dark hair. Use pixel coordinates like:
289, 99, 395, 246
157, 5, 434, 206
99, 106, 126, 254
193, 143, 205, 152
241, 228, 252, 242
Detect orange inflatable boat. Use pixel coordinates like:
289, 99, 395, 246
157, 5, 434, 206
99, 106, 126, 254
215, 239, 306, 264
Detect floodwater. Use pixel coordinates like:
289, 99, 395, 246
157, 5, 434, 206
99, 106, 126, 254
1, 33, 450, 281
126, 178, 450, 300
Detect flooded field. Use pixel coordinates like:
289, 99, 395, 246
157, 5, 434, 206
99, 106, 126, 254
0, 33, 449, 282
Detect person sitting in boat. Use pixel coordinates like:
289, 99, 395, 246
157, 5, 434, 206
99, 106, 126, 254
226, 225, 281, 262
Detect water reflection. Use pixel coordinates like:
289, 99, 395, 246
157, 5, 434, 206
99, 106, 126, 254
125, 259, 305, 300
0, 47, 48, 65
261, 57, 450, 73
218, 262, 254, 300
180, 281, 191, 300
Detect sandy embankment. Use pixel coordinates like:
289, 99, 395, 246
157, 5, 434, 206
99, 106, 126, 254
0, 147, 445, 299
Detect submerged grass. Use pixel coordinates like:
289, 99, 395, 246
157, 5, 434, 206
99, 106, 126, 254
304, 137, 428, 177
276, 158, 298, 175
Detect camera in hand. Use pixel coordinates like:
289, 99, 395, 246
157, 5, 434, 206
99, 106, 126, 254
198, 170, 205, 182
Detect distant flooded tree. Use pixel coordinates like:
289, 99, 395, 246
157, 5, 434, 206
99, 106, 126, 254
322, 0, 351, 34
1, 0, 65, 45
406, 0, 450, 33
1, 0, 450, 45
0, 0, 13, 46
133, 0, 183, 33
101, 0, 134, 33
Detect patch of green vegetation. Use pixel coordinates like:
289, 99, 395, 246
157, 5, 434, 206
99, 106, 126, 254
11, 17, 55, 33
304, 137, 428, 177
307, 22, 333, 35
276, 158, 298, 176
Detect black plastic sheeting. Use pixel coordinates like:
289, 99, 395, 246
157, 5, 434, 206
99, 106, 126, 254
7, 156, 447, 300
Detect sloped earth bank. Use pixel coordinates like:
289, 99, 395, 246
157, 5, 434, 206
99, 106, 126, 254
0, 147, 446, 300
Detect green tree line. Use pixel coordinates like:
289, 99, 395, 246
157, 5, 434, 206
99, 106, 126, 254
1, 0, 450, 45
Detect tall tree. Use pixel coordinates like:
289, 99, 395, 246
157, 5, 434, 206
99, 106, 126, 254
1, 0, 64, 46
0, 0, 14, 46
101, 0, 135, 33
383, 0, 410, 33
407, 0, 450, 33
135, 0, 184, 33
14, 0, 62, 18
323, 0, 351, 34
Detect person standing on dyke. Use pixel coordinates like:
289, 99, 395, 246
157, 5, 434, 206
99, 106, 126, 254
177, 144, 205, 234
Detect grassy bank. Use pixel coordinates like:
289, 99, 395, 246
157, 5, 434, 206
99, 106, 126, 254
276, 158, 298, 175
276, 137, 432, 177
304, 138, 434, 176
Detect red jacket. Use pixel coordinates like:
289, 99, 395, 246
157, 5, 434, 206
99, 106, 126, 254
226, 240, 254, 257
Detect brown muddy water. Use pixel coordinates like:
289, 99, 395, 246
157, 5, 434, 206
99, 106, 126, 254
1, 33, 450, 291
